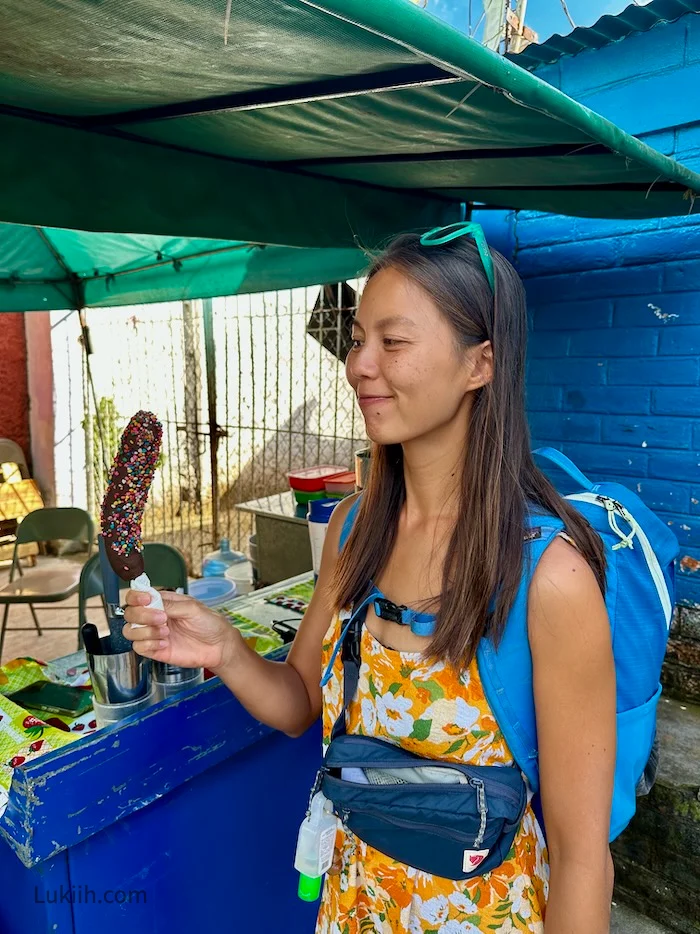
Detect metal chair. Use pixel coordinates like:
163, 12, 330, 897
78, 542, 188, 640
0, 507, 95, 661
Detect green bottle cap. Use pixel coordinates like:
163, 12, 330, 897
298, 873, 322, 901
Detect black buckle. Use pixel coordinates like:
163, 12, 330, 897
342, 616, 363, 666
373, 597, 407, 624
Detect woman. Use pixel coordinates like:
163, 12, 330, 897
124, 225, 616, 934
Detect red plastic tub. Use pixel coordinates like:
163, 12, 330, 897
288, 465, 347, 493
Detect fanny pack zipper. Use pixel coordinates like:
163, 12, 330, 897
340, 803, 488, 850
324, 762, 520, 808
327, 771, 490, 849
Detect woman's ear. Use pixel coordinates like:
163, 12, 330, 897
466, 341, 493, 392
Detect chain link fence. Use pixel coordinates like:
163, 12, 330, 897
50, 286, 365, 574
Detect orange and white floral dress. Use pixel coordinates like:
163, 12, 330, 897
316, 615, 549, 934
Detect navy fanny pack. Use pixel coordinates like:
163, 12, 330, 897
319, 613, 527, 880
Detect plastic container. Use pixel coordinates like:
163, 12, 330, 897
292, 489, 328, 506
203, 538, 245, 573
324, 471, 355, 498
294, 791, 337, 901
288, 466, 347, 493
224, 561, 254, 595
203, 538, 254, 594
189, 576, 237, 608
307, 499, 338, 581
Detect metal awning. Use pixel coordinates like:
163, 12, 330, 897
510, 0, 700, 70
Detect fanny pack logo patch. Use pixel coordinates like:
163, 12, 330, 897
462, 849, 490, 871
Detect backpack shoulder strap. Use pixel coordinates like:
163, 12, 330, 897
338, 494, 362, 552
476, 514, 565, 793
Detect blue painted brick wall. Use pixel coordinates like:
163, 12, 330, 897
516, 215, 700, 608
488, 14, 700, 613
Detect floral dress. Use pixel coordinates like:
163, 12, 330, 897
316, 615, 549, 934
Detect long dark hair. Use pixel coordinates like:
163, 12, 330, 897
332, 231, 606, 669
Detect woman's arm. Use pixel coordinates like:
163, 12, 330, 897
124, 494, 358, 738
528, 536, 616, 934
205, 493, 359, 738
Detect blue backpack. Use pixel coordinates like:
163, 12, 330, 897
479, 448, 678, 841
339, 447, 678, 841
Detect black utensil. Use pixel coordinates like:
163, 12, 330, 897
81, 623, 103, 656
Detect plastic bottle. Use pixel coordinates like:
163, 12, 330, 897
294, 791, 337, 901
307, 500, 338, 584
202, 538, 253, 593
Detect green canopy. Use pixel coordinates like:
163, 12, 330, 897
2, 0, 700, 311
0, 225, 367, 311
3, 0, 700, 254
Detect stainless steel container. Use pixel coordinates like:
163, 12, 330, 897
151, 661, 204, 701
87, 640, 150, 704
92, 689, 155, 728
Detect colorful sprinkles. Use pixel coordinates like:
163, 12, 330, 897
100, 411, 162, 556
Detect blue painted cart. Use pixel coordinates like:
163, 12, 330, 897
0, 670, 322, 933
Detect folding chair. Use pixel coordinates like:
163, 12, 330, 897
0, 438, 30, 481
0, 507, 94, 661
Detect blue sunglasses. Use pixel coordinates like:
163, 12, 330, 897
419, 222, 495, 292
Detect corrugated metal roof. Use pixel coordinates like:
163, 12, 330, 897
510, 0, 700, 70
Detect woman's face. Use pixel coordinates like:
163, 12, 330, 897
346, 266, 491, 446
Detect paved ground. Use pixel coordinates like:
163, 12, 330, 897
656, 692, 700, 787
0, 554, 104, 665
611, 902, 674, 934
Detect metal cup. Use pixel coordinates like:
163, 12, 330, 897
92, 689, 155, 728
87, 636, 150, 704
151, 661, 204, 701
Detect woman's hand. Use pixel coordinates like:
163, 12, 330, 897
123, 590, 240, 672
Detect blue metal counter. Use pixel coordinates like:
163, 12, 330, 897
0, 583, 322, 933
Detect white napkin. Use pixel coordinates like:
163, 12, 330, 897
128, 572, 164, 628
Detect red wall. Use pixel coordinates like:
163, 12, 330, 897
0, 314, 30, 460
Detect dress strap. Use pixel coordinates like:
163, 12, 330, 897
339, 495, 362, 551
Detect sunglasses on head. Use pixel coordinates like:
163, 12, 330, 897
419, 222, 495, 292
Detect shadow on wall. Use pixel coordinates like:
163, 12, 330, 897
218, 398, 364, 511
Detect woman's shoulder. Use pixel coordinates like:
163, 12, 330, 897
527, 535, 609, 649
